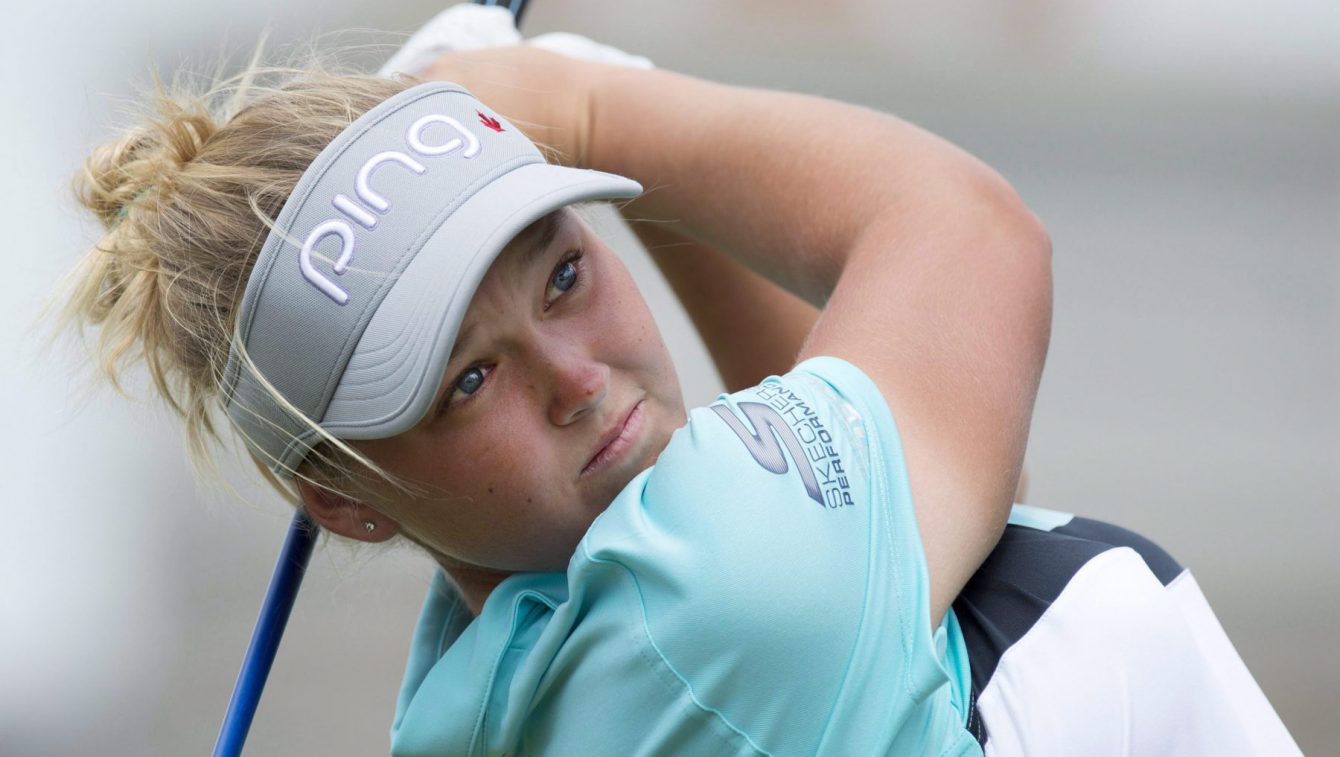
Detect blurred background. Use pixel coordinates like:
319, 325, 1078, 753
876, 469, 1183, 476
2, 0, 1335, 754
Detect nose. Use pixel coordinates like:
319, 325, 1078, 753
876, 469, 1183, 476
543, 348, 610, 426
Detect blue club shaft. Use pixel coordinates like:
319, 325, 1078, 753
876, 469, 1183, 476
212, 513, 317, 757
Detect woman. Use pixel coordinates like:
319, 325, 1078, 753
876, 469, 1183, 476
61, 32, 1297, 755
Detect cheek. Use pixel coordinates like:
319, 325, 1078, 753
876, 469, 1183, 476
592, 268, 665, 365
439, 402, 549, 499
413, 412, 562, 557
614, 289, 681, 407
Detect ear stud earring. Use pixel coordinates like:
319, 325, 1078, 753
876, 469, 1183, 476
364, 521, 377, 534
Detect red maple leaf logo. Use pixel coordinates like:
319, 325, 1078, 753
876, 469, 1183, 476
477, 112, 504, 132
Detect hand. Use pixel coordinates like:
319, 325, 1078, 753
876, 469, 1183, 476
379, 4, 654, 79
380, 5, 650, 168
419, 45, 597, 169
378, 5, 523, 79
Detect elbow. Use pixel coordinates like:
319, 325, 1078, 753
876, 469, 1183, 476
1012, 192, 1054, 363
1009, 197, 1054, 362
1013, 200, 1052, 269
971, 169, 1054, 345
1014, 199, 1053, 283
904, 160, 1053, 274
968, 166, 1053, 271
941, 167, 1055, 418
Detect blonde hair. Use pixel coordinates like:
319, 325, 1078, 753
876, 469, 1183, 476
53, 41, 440, 513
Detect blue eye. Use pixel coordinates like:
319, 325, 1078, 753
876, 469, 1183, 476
551, 259, 578, 293
455, 366, 485, 396
439, 364, 490, 415
546, 251, 584, 306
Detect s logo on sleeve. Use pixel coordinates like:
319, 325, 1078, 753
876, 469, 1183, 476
711, 402, 823, 506
712, 380, 857, 510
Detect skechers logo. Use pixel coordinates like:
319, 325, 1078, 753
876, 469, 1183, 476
299, 112, 489, 305
712, 402, 823, 506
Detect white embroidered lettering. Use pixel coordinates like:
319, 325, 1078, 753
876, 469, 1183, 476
407, 114, 479, 158
296, 111, 485, 304
300, 220, 356, 305
332, 194, 378, 230
356, 151, 427, 213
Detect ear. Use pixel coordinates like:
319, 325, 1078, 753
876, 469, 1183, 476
296, 478, 400, 544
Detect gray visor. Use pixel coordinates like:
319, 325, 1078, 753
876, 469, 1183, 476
220, 82, 642, 478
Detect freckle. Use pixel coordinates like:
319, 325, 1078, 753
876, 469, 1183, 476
488, 485, 495, 494
527, 497, 533, 504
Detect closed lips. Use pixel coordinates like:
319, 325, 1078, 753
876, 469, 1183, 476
583, 400, 642, 474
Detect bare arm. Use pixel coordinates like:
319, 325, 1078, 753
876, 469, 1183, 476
585, 66, 1052, 623
633, 221, 1033, 499
629, 219, 817, 391
422, 48, 1051, 623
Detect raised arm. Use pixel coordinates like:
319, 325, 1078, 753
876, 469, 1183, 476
585, 66, 1052, 623
630, 220, 818, 391
422, 48, 1051, 623
635, 223, 1033, 499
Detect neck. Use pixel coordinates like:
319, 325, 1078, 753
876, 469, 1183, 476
434, 556, 513, 616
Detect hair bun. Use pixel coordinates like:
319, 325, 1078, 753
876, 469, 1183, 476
55, 47, 418, 505
81, 97, 221, 230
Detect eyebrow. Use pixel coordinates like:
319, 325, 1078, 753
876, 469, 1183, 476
519, 209, 566, 269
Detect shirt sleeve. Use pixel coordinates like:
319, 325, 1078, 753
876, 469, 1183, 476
568, 356, 974, 755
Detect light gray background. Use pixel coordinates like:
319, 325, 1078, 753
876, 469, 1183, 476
2, 1, 1335, 755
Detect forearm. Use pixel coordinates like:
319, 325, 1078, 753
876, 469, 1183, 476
629, 219, 817, 392
584, 64, 1011, 305
421, 49, 1019, 302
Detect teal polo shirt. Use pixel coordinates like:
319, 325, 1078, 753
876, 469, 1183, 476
391, 356, 979, 755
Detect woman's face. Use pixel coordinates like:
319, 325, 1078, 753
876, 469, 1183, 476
352, 206, 685, 572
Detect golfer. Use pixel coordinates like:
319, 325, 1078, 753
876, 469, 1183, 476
60, 22, 1299, 756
